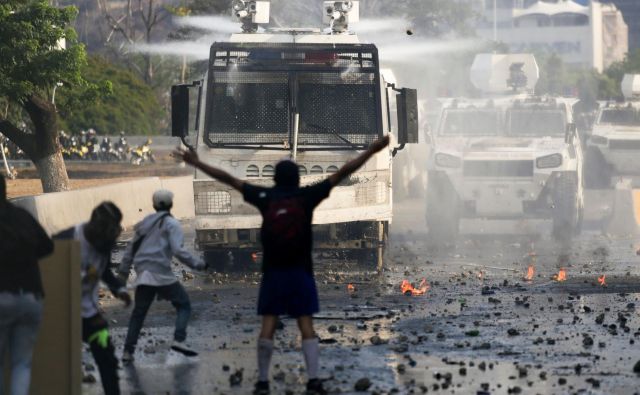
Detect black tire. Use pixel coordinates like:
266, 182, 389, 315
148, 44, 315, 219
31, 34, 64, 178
426, 172, 459, 242
583, 147, 611, 189
552, 174, 581, 242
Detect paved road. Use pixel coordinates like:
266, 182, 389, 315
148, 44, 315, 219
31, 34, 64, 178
84, 198, 640, 395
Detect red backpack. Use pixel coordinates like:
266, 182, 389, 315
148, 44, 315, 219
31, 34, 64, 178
262, 196, 307, 254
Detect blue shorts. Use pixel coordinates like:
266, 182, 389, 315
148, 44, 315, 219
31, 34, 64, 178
257, 269, 319, 317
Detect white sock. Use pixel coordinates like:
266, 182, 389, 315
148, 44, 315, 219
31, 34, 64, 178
302, 338, 320, 380
257, 338, 274, 382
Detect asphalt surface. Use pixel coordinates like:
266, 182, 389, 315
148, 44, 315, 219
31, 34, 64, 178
83, 197, 640, 395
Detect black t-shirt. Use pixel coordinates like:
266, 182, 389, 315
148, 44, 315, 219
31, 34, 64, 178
243, 179, 333, 273
0, 204, 54, 297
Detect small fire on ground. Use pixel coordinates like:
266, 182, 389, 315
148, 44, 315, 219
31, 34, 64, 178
347, 283, 356, 293
553, 269, 567, 282
401, 279, 429, 296
525, 265, 535, 281
598, 275, 606, 286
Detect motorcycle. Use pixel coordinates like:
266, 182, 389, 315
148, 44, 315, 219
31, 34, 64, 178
130, 140, 155, 166
115, 135, 129, 161
99, 138, 120, 162
65, 137, 86, 160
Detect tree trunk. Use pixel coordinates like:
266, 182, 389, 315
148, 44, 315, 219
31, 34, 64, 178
35, 152, 69, 193
24, 95, 70, 193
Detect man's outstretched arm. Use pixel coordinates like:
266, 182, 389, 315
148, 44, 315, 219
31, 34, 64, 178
328, 135, 390, 187
175, 148, 244, 192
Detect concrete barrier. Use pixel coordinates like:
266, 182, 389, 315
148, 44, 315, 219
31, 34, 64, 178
160, 176, 194, 220
11, 176, 194, 234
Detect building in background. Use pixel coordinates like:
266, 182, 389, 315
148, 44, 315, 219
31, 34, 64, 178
473, 0, 627, 72
599, 0, 640, 51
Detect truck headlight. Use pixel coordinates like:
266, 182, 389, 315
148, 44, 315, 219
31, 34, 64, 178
435, 153, 462, 168
589, 135, 608, 145
536, 153, 562, 169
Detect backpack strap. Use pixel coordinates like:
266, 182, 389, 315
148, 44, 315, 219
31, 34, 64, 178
131, 213, 170, 258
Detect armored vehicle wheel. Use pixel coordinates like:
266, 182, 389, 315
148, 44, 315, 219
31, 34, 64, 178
426, 173, 459, 242
552, 174, 581, 241
583, 147, 611, 189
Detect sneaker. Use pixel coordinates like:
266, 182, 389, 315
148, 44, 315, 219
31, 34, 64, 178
122, 350, 134, 363
170, 340, 198, 357
253, 381, 270, 395
306, 378, 327, 395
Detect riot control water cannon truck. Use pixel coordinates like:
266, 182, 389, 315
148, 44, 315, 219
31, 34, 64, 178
585, 74, 640, 189
170, 1, 419, 269
426, 54, 584, 242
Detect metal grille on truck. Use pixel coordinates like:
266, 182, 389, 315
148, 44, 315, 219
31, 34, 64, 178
194, 191, 231, 214
207, 44, 381, 147
463, 160, 534, 177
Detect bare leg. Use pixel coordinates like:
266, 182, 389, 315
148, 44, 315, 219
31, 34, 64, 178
259, 315, 279, 340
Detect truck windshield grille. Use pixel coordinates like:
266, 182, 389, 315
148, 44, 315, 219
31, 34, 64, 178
205, 43, 381, 148
463, 160, 534, 177
208, 72, 290, 145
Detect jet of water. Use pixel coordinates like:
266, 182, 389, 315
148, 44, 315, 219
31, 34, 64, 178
352, 18, 409, 33
174, 15, 241, 34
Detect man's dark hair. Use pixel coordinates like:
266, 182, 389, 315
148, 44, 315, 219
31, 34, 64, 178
91, 201, 123, 224
274, 160, 300, 187
0, 173, 5, 202
86, 201, 123, 254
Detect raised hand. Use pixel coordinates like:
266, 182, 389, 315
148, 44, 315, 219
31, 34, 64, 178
174, 148, 200, 166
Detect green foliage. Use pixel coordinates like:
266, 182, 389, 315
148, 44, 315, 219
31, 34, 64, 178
57, 56, 164, 135
187, 0, 230, 15
0, 0, 88, 102
603, 49, 640, 99
534, 52, 619, 101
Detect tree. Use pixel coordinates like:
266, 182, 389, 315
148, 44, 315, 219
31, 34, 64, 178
0, 1, 99, 192
58, 56, 164, 135
97, 0, 173, 84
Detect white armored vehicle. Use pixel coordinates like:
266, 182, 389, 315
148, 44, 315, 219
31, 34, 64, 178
170, 1, 418, 268
585, 74, 640, 188
426, 54, 583, 241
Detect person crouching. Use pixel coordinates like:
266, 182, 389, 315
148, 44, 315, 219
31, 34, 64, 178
118, 190, 206, 362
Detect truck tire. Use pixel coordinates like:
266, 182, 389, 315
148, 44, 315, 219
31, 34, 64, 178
583, 147, 611, 189
426, 173, 459, 242
552, 174, 581, 241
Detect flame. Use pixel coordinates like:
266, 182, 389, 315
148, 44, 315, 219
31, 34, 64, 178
525, 265, 535, 281
554, 269, 567, 282
251, 252, 259, 263
598, 275, 606, 286
347, 283, 355, 293
401, 279, 429, 296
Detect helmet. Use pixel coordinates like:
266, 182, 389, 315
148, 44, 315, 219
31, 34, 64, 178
120, 131, 126, 137
152, 189, 173, 210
